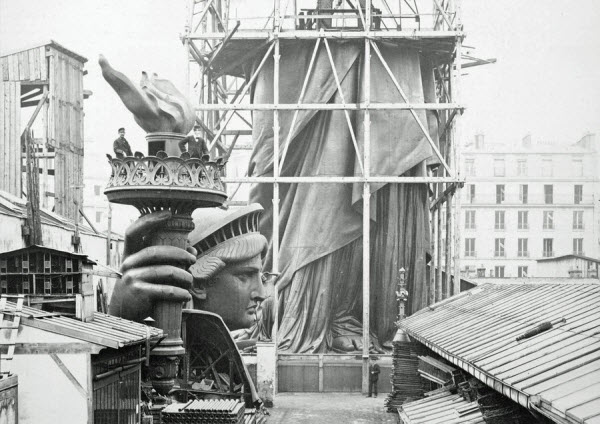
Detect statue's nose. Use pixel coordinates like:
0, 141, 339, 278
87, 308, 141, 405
251, 276, 266, 302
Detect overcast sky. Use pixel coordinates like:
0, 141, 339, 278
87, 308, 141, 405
1, 0, 599, 151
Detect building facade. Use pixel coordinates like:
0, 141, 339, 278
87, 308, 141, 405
460, 133, 600, 278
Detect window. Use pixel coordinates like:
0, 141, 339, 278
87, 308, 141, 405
518, 211, 529, 230
574, 185, 583, 204
465, 159, 475, 177
572, 159, 583, 177
94, 185, 102, 196
573, 211, 584, 230
519, 184, 528, 204
543, 238, 554, 257
0, 279, 6, 294
494, 211, 505, 230
573, 238, 583, 255
494, 266, 505, 278
494, 159, 505, 177
96, 211, 103, 223
44, 277, 52, 295
465, 211, 476, 230
518, 266, 528, 278
465, 238, 476, 257
494, 238, 505, 257
496, 185, 505, 204
468, 185, 476, 204
543, 211, 554, 230
542, 158, 553, 177
518, 238, 529, 257
66, 277, 74, 295
517, 159, 527, 176
544, 185, 553, 204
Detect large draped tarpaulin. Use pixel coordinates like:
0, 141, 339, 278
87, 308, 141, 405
246, 40, 439, 353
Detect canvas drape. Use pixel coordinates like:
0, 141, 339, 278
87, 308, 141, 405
246, 40, 437, 352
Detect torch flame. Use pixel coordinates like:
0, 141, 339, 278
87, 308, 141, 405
99, 55, 196, 134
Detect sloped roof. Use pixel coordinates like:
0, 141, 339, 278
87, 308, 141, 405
0, 244, 96, 265
0, 189, 123, 240
537, 253, 600, 264
398, 391, 484, 424
0, 39, 87, 63
400, 282, 600, 424
3, 301, 162, 349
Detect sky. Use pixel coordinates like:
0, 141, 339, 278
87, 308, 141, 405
1, 0, 599, 153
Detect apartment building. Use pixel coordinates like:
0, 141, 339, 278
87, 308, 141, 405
460, 133, 600, 278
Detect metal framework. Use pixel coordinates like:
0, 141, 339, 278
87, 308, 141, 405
182, 0, 465, 393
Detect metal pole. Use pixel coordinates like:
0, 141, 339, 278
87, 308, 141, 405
361, 0, 371, 395
452, 0, 463, 295
272, 0, 281, 395
106, 203, 112, 267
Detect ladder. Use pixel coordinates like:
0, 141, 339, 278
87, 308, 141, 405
0, 294, 24, 376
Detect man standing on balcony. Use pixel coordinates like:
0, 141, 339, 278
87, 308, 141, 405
113, 127, 133, 157
179, 125, 209, 159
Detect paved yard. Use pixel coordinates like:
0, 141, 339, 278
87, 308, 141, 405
265, 393, 397, 424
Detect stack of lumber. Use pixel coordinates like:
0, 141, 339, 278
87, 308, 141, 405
161, 399, 245, 424
384, 330, 426, 412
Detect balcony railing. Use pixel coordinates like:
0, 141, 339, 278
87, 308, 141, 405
543, 250, 554, 258
517, 251, 529, 258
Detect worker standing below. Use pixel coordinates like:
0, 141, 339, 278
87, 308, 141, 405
179, 125, 209, 159
368, 358, 380, 398
113, 127, 133, 157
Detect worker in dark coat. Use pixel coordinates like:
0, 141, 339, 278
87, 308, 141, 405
179, 125, 209, 159
368, 359, 381, 397
113, 127, 133, 157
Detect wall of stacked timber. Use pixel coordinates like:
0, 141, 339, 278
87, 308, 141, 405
0, 43, 85, 221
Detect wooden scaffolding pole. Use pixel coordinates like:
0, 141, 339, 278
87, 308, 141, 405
361, 0, 372, 395
452, 0, 462, 295
271, 0, 281, 395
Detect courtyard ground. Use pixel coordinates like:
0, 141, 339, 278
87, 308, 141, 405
265, 393, 397, 424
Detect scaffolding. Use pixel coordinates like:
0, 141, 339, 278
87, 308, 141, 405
182, 0, 467, 392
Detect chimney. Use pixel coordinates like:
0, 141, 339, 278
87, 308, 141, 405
475, 133, 484, 150
76, 271, 95, 322
522, 134, 532, 148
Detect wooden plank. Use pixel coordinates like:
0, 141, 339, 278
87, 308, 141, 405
7, 81, 15, 194
22, 51, 30, 81
49, 353, 88, 398
0, 58, 8, 81
18, 52, 25, 81
15, 342, 93, 354
7, 55, 14, 81
39, 47, 47, 80
27, 49, 36, 81
15, 81, 21, 196
1, 82, 6, 193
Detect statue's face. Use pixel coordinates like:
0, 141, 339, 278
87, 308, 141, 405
195, 254, 266, 330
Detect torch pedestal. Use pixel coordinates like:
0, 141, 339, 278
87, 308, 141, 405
105, 134, 227, 394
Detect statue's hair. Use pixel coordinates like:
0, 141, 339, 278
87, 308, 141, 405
189, 233, 267, 281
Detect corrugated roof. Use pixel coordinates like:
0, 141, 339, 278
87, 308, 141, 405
3, 301, 162, 349
0, 244, 96, 265
398, 391, 484, 424
400, 282, 600, 424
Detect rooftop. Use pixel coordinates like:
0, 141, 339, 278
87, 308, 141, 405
2, 301, 162, 349
400, 282, 600, 424
0, 39, 87, 63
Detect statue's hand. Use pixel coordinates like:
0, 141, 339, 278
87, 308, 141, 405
108, 211, 196, 323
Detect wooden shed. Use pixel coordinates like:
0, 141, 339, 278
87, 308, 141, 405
0, 298, 163, 424
0, 40, 87, 221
